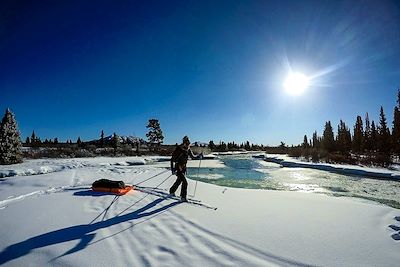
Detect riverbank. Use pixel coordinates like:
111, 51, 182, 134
264, 154, 400, 181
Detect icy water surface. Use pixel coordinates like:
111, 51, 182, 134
187, 155, 400, 209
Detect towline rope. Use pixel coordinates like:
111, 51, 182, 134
117, 173, 173, 216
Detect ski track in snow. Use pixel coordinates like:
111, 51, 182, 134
0, 185, 90, 209
0, 158, 149, 179
0, 164, 152, 209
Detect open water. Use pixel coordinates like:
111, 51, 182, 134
187, 155, 400, 209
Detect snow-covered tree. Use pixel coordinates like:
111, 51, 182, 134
0, 109, 23, 165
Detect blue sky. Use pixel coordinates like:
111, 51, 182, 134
1, 0, 400, 145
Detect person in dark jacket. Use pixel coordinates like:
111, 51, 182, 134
170, 136, 202, 201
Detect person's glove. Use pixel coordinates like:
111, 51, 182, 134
171, 167, 176, 175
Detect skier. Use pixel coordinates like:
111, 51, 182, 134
170, 136, 202, 202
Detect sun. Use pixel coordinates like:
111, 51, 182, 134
283, 72, 309, 95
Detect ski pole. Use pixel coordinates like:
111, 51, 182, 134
193, 152, 202, 198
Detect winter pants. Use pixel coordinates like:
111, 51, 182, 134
170, 170, 188, 198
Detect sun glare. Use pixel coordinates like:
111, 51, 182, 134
284, 72, 309, 95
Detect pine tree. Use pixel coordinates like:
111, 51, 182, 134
302, 135, 309, 148
31, 130, 37, 146
378, 106, 391, 154
208, 140, 215, 150
352, 115, 364, 153
364, 113, 372, 151
371, 120, 377, 151
220, 141, 227, 151
0, 109, 23, 164
312, 131, 319, 149
146, 119, 164, 150
392, 89, 400, 154
77, 137, 82, 146
54, 138, 58, 144
244, 141, 251, 150
336, 120, 351, 154
112, 133, 120, 156
25, 137, 30, 145
100, 130, 105, 148
322, 121, 335, 152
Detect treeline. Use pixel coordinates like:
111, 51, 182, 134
289, 90, 400, 166
206, 140, 266, 152
23, 128, 154, 159
204, 140, 290, 153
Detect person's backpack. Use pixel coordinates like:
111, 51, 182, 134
92, 179, 125, 189
171, 146, 187, 164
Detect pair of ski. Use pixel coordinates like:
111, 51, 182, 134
165, 194, 218, 211
135, 186, 218, 211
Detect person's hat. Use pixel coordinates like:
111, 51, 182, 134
182, 136, 190, 144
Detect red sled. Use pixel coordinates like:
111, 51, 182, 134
91, 185, 134, 195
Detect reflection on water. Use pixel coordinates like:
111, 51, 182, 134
187, 155, 400, 209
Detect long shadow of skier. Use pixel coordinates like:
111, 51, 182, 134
0, 196, 180, 265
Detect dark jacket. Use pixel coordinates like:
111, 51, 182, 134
171, 145, 196, 171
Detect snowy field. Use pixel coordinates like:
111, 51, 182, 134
1, 156, 399, 266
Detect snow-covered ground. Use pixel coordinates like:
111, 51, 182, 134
0, 157, 399, 266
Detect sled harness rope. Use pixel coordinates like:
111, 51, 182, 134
134, 169, 170, 186
117, 173, 173, 216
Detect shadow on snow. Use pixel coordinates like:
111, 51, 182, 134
0, 195, 180, 265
